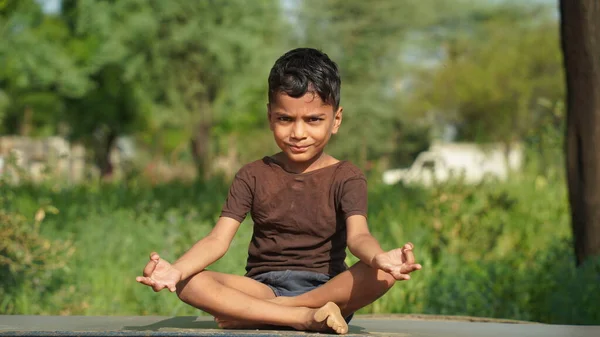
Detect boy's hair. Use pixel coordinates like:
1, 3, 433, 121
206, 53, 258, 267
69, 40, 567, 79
268, 48, 341, 110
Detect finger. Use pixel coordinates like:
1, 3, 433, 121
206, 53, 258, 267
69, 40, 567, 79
136, 276, 155, 287
142, 260, 158, 277
168, 285, 177, 292
152, 283, 166, 292
391, 271, 411, 281
404, 242, 414, 250
403, 247, 416, 265
149, 252, 160, 261
400, 263, 422, 274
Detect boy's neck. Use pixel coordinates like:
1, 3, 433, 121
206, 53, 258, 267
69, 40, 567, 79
273, 152, 338, 174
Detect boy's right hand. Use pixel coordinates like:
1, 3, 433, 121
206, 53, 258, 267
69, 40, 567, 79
372, 243, 422, 280
136, 252, 182, 292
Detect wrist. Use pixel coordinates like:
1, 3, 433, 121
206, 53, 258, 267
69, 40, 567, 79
370, 253, 382, 269
171, 262, 187, 281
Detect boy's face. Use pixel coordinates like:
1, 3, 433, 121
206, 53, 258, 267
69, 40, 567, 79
268, 92, 342, 166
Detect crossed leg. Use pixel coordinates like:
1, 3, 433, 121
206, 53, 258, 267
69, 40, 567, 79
272, 261, 397, 317
184, 261, 397, 331
175, 270, 349, 334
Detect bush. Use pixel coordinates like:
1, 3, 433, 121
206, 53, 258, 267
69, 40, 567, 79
0, 180, 74, 314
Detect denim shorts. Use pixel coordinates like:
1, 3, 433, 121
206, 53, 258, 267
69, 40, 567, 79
249, 270, 353, 323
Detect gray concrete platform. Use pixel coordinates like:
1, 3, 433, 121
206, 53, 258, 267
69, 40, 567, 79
0, 315, 598, 337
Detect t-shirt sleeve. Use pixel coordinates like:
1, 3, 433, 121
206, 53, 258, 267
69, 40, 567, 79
339, 173, 368, 220
220, 167, 253, 222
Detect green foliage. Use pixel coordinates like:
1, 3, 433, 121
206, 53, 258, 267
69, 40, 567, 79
0, 0, 566, 180
352, 171, 599, 324
293, 0, 503, 167
62, 0, 288, 163
3, 165, 598, 324
408, 2, 564, 145
0, 0, 90, 136
0, 177, 74, 314
1, 0, 288, 175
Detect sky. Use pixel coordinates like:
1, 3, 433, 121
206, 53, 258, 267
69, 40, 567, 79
38, 0, 60, 14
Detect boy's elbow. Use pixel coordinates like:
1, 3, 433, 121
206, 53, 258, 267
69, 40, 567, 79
347, 245, 358, 258
347, 239, 358, 253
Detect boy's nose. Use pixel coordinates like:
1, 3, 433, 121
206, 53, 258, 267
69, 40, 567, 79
291, 121, 307, 139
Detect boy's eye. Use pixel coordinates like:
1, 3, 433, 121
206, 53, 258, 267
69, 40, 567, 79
308, 117, 323, 123
278, 116, 292, 122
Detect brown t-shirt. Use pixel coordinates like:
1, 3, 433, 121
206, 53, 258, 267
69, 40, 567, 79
220, 156, 368, 278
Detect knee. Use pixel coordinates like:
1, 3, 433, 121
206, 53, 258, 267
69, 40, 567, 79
176, 271, 210, 303
354, 261, 396, 290
175, 277, 192, 303
377, 269, 397, 289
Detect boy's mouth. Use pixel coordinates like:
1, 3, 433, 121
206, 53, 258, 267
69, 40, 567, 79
289, 145, 310, 153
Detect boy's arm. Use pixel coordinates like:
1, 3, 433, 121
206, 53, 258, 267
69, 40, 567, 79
346, 215, 421, 280
346, 215, 385, 267
171, 216, 241, 280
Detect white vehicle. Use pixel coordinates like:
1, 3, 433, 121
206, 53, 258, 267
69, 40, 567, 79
382, 142, 523, 186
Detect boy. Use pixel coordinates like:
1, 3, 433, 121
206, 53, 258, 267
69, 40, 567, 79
136, 48, 422, 335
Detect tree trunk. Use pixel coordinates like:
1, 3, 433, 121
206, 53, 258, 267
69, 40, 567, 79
560, 0, 600, 266
190, 121, 212, 180
20, 106, 33, 137
95, 130, 117, 180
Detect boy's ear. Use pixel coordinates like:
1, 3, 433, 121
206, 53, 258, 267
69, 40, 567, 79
331, 106, 343, 134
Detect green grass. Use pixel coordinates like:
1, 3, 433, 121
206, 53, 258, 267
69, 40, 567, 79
1, 169, 599, 324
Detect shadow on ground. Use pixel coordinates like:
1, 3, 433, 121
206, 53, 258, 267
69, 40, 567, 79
124, 316, 219, 331
123, 316, 368, 335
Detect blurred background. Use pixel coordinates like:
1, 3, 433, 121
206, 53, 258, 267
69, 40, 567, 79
1, 0, 598, 325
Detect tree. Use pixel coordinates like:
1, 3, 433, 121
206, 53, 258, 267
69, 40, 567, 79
294, 0, 434, 168
55, 0, 287, 179
135, 0, 287, 178
58, 0, 157, 178
560, 0, 600, 266
0, 0, 90, 137
293, 0, 507, 169
0, 0, 142, 178
408, 3, 563, 146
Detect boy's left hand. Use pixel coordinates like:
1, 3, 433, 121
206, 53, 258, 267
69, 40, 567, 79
373, 242, 422, 280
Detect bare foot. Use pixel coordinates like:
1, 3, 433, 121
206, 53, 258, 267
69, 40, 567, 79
214, 302, 347, 334
306, 302, 348, 334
